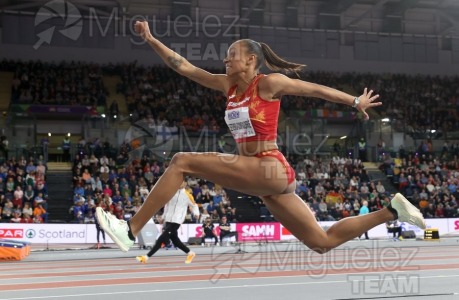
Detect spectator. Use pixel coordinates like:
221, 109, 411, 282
92, 176, 103, 192
73, 199, 85, 223
12, 187, 23, 209
33, 203, 47, 223
376, 181, 386, 196
113, 201, 124, 220
201, 217, 218, 246
219, 216, 238, 244
360, 182, 369, 197
5, 177, 14, 194
36, 161, 46, 176
40, 136, 50, 162
386, 220, 402, 239
84, 210, 95, 224
0, 178, 5, 195
82, 168, 92, 184
0, 136, 8, 160
133, 201, 142, 215
35, 180, 47, 197
131, 191, 141, 205
22, 202, 33, 216
2, 199, 13, 220
100, 163, 110, 182
33, 213, 44, 223
139, 184, 149, 201
123, 199, 135, 220
103, 184, 113, 197
10, 210, 22, 223
206, 200, 218, 215
357, 143, 367, 164
84, 184, 94, 198
112, 190, 123, 205
359, 200, 370, 240
62, 136, 71, 162
23, 185, 35, 205
25, 161, 36, 174
21, 213, 33, 223
199, 207, 210, 224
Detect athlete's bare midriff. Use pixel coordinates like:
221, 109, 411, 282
236, 140, 279, 157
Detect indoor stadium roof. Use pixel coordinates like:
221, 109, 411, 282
0, 0, 458, 37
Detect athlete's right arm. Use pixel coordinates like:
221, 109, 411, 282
135, 21, 227, 93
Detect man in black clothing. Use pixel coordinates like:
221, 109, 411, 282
219, 216, 238, 244
386, 220, 402, 239
201, 217, 218, 245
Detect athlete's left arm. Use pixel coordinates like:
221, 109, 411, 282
259, 73, 381, 120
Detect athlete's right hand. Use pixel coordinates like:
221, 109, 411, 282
134, 20, 154, 41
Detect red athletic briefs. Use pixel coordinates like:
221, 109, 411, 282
254, 149, 295, 185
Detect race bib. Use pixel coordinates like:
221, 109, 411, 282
225, 107, 255, 139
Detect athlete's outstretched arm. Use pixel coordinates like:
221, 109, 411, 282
260, 73, 382, 120
134, 21, 227, 93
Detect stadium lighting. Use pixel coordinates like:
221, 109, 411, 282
381, 118, 390, 122
340, 136, 347, 139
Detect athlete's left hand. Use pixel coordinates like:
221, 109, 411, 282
357, 88, 382, 120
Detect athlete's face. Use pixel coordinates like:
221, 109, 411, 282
223, 41, 255, 76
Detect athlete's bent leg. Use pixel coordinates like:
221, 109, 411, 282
129, 152, 290, 236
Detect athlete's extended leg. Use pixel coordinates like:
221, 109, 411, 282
261, 192, 424, 254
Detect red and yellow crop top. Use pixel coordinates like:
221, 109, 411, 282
224, 74, 280, 143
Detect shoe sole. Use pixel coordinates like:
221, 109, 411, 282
96, 207, 130, 252
392, 193, 426, 229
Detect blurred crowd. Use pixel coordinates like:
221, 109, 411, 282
1, 60, 458, 225
0, 156, 49, 223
